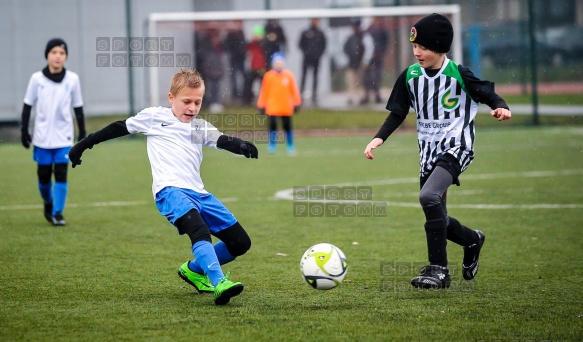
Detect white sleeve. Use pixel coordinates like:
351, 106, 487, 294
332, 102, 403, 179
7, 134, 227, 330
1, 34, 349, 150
205, 120, 223, 147
23, 74, 38, 106
199, 119, 222, 147
125, 109, 153, 134
71, 74, 84, 108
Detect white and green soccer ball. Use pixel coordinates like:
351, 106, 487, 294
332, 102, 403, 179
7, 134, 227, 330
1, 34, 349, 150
300, 243, 348, 290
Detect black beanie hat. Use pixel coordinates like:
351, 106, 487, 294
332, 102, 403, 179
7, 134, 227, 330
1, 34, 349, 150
45, 38, 68, 59
409, 13, 453, 53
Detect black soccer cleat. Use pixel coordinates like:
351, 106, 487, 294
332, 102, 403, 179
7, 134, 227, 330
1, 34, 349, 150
51, 212, 66, 227
462, 230, 485, 280
43, 202, 53, 223
411, 265, 451, 289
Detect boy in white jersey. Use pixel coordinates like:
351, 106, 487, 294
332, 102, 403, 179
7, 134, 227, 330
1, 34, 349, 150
363, 14, 511, 289
68, 69, 258, 305
21, 38, 86, 226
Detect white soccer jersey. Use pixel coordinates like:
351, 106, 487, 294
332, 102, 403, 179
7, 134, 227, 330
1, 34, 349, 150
24, 70, 83, 149
125, 107, 222, 196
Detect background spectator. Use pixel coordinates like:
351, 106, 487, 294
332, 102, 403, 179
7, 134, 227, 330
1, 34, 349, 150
196, 29, 225, 113
243, 25, 267, 105
343, 19, 366, 106
223, 20, 247, 102
299, 18, 327, 106
264, 19, 287, 70
361, 17, 389, 104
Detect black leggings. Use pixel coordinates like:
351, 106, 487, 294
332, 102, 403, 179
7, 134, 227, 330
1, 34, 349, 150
174, 209, 251, 257
419, 166, 452, 219
269, 116, 291, 133
419, 165, 478, 250
38, 163, 68, 184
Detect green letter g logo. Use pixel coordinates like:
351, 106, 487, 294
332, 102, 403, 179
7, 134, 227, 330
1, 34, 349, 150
441, 88, 459, 110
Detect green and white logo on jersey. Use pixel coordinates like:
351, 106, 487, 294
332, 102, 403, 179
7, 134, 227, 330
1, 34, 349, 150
441, 88, 460, 110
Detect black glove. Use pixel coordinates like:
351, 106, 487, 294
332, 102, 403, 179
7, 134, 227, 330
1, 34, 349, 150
78, 129, 87, 142
293, 106, 301, 114
258, 108, 266, 115
240, 141, 259, 159
21, 128, 31, 149
69, 136, 93, 168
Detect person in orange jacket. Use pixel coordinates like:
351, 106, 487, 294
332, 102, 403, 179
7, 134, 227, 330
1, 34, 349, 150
257, 52, 302, 154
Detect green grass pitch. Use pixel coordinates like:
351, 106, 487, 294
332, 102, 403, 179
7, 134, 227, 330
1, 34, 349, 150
1, 124, 582, 341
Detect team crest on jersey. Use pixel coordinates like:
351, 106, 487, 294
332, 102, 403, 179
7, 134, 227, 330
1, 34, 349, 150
441, 88, 460, 110
409, 27, 417, 42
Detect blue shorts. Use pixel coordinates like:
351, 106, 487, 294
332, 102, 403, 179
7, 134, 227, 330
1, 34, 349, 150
33, 146, 71, 165
155, 186, 237, 234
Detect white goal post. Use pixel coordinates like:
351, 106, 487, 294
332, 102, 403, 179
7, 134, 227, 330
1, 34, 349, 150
147, 5, 461, 107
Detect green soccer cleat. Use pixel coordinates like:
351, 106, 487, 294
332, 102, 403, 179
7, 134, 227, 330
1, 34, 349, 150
213, 272, 244, 305
178, 261, 214, 293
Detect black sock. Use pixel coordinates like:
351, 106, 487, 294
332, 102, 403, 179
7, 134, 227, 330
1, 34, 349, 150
422, 203, 448, 267
425, 218, 448, 267
447, 217, 479, 247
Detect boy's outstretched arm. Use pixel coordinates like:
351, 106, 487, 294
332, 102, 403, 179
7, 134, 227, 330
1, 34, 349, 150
364, 138, 384, 160
69, 120, 131, 168
217, 135, 259, 159
458, 65, 511, 122
491, 108, 512, 121
364, 112, 406, 160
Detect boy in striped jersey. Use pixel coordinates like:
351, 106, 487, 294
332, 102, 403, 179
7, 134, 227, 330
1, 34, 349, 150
364, 14, 511, 289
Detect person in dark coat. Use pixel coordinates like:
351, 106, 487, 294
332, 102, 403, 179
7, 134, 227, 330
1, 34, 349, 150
299, 18, 327, 106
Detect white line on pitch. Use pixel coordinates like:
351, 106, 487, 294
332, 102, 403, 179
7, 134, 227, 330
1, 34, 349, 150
0, 197, 241, 212
0, 200, 149, 211
274, 169, 583, 210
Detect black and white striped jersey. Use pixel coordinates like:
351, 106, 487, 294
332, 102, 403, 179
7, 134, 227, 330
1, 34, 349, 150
407, 57, 477, 177
377, 57, 509, 179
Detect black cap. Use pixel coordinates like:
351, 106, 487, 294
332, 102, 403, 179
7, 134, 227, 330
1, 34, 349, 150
45, 38, 68, 59
409, 13, 453, 53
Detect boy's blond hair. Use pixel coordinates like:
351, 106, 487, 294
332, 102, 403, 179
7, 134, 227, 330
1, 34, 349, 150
169, 69, 204, 95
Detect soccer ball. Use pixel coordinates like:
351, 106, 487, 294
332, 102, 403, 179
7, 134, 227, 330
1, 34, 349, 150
300, 243, 348, 290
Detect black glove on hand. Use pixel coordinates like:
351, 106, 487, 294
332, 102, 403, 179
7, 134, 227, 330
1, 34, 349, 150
69, 135, 93, 168
21, 129, 31, 149
293, 106, 301, 114
258, 108, 266, 115
240, 141, 259, 159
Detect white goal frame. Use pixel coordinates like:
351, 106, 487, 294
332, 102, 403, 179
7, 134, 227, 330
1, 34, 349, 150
147, 5, 461, 107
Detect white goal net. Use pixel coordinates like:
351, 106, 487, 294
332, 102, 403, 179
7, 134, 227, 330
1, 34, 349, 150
146, 5, 461, 108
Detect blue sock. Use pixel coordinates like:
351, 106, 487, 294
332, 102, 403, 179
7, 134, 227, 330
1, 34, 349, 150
214, 241, 237, 265
38, 181, 53, 204
268, 130, 277, 149
53, 182, 68, 215
191, 241, 224, 286
188, 242, 236, 274
286, 130, 294, 150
